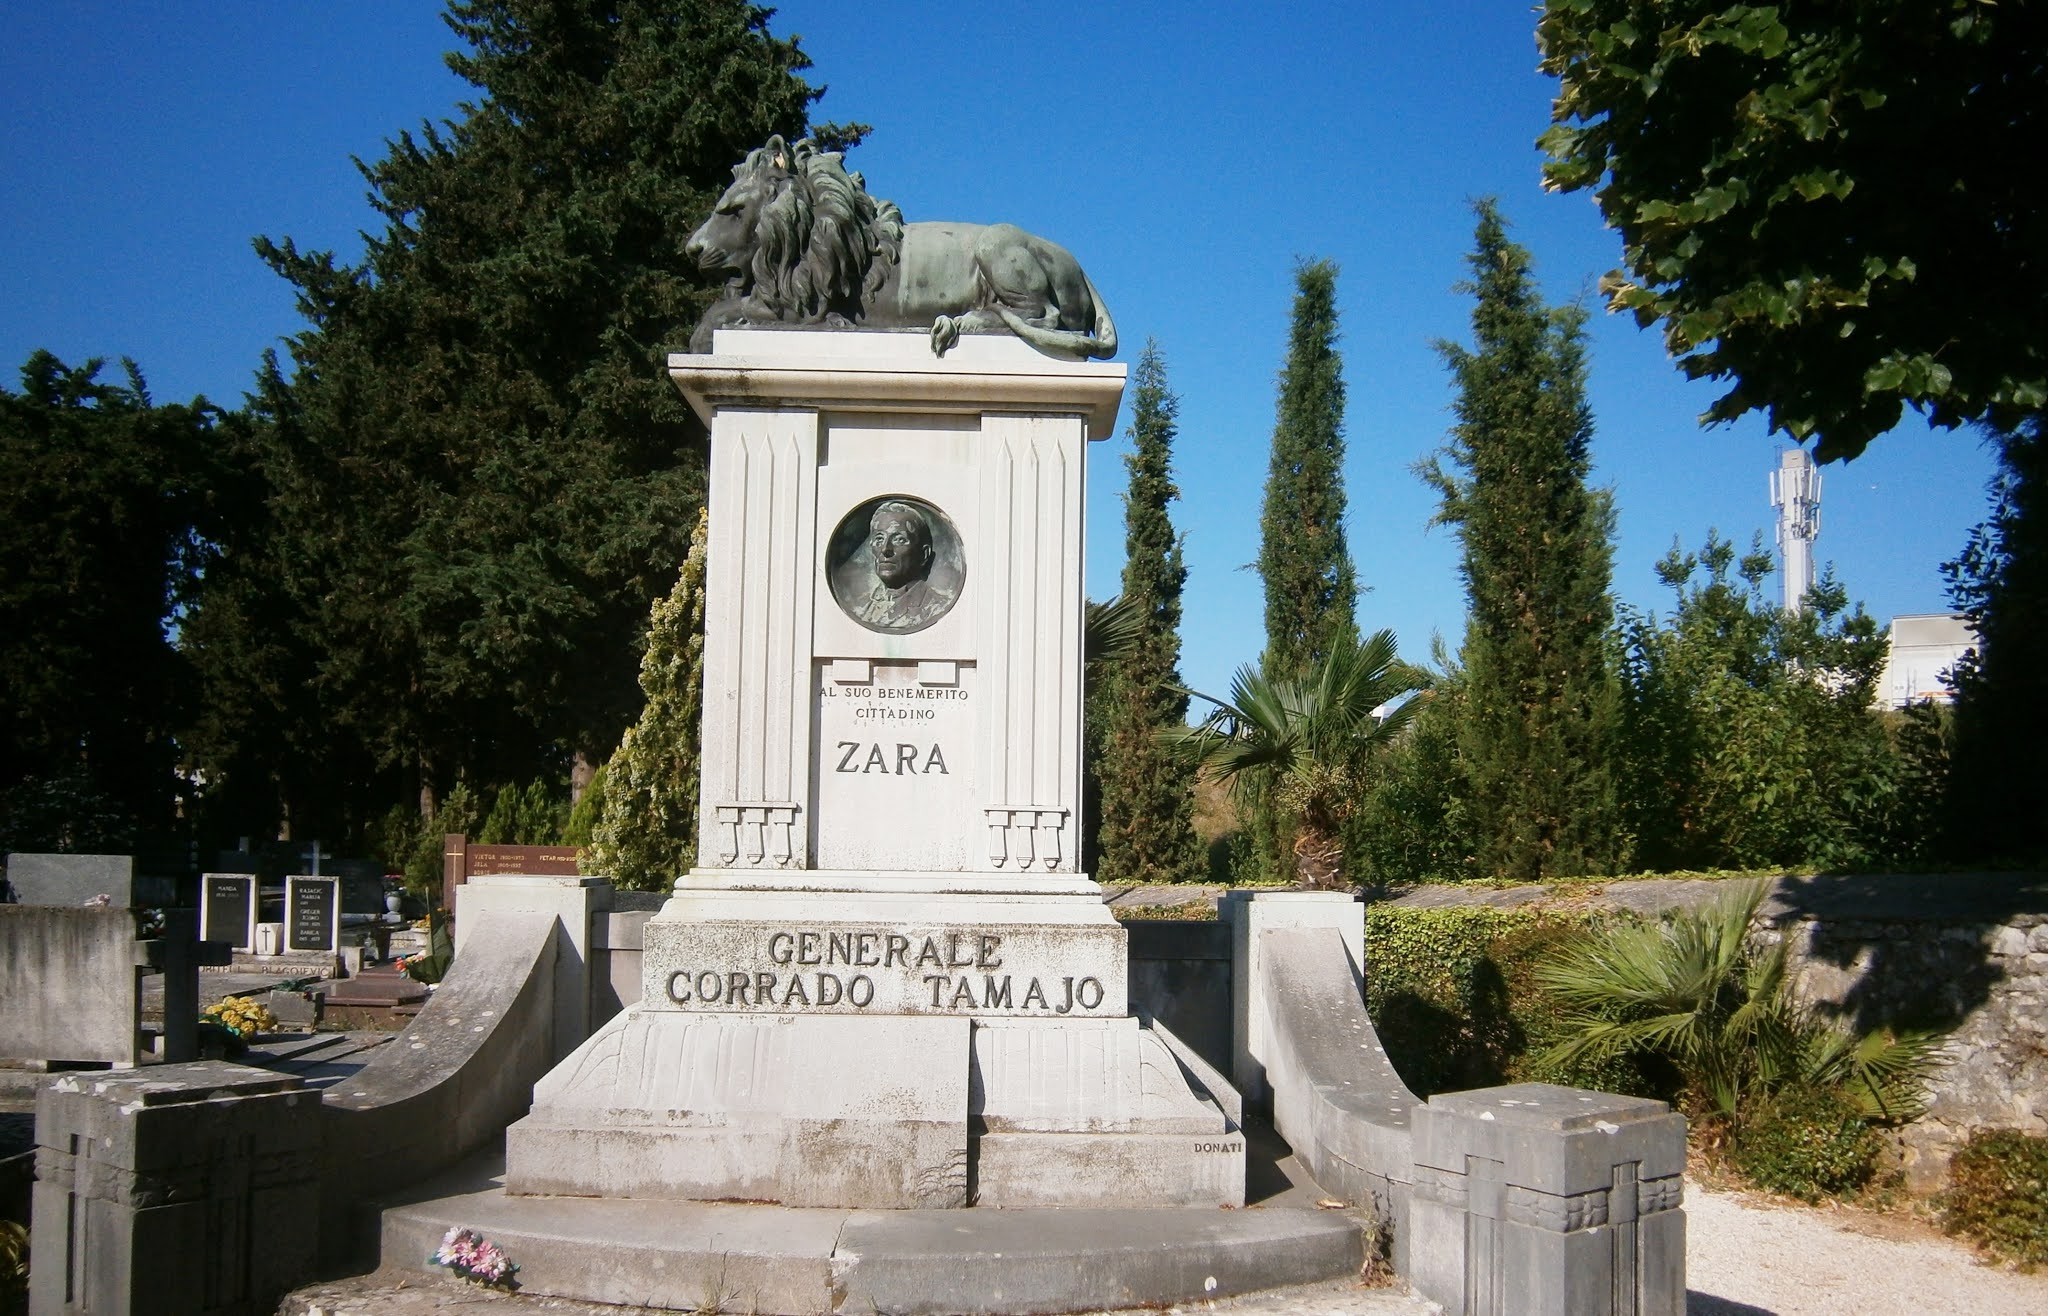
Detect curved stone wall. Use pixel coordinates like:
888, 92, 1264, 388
1252, 925, 1420, 1270
319, 908, 558, 1262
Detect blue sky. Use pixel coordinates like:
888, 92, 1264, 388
1, 2, 1998, 703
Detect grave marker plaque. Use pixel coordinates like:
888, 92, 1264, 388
200, 874, 256, 950
285, 876, 339, 954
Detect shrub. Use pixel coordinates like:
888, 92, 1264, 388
1364, 903, 1642, 1097
0, 1219, 26, 1314
1939, 1130, 2048, 1268
1729, 1083, 1885, 1202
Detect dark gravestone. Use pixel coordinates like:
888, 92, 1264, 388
340, 872, 386, 918
331, 857, 383, 883
285, 877, 339, 954
201, 874, 256, 950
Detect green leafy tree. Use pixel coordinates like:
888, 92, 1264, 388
1094, 342, 1204, 886
587, 506, 706, 890
0, 352, 223, 846
1352, 662, 1481, 885
561, 763, 608, 849
1178, 630, 1424, 889
1943, 423, 2047, 860
1538, 1, 2045, 457
402, 781, 479, 899
1424, 201, 1626, 879
1618, 534, 1900, 870
1538, 1, 2048, 862
189, 0, 858, 840
477, 777, 567, 845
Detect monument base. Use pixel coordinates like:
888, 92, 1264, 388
640, 881, 1131, 1018
506, 1011, 971, 1208
506, 1002, 1243, 1209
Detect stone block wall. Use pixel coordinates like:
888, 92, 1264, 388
1385, 872, 2048, 1193
0, 906, 145, 1064
1771, 908, 2048, 1191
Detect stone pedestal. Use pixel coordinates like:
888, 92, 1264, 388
30, 1064, 320, 1316
507, 330, 1240, 1209
454, 873, 613, 1062
1408, 1084, 1687, 1316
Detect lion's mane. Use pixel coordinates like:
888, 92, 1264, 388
740, 140, 903, 323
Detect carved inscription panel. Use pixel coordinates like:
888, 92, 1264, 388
643, 921, 1126, 1018
810, 661, 977, 870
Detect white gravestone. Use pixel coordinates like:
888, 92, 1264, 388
507, 329, 1241, 1209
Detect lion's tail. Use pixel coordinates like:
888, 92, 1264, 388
994, 273, 1119, 361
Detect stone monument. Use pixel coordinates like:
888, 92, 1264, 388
507, 147, 1234, 1206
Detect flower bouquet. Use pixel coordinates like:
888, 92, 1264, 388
198, 996, 278, 1056
400, 912, 455, 984
431, 1226, 519, 1289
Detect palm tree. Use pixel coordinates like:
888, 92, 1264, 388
1174, 628, 1426, 889
1535, 881, 1940, 1124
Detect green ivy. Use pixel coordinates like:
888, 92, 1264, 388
1363, 904, 1646, 1098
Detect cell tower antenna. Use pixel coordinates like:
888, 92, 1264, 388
1770, 447, 1821, 612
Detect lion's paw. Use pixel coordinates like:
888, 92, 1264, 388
930, 316, 959, 357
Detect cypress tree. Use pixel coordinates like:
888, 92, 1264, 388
1095, 341, 1204, 886
587, 506, 707, 890
1249, 261, 1359, 880
1259, 259, 1360, 679
1424, 200, 1625, 879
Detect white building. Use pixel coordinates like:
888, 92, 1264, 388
1876, 612, 1979, 709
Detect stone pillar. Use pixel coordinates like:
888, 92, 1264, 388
454, 874, 612, 1062
1221, 890, 1363, 1111
507, 330, 1241, 1210
1407, 1083, 1687, 1316
30, 1064, 320, 1316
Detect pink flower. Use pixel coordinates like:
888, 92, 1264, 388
431, 1227, 519, 1288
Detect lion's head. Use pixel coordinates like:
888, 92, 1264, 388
685, 135, 903, 324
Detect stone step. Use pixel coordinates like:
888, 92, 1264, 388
242, 1031, 353, 1066
381, 1152, 1367, 1316
325, 971, 427, 1008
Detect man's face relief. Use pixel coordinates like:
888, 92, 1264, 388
871, 512, 931, 588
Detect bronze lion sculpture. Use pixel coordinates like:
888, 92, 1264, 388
684, 136, 1117, 360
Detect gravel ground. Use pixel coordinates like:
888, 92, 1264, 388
1683, 1179, 2046, 1316
277, 1178, 2048, 1316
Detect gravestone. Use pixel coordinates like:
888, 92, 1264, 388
200, 874, 256, 951
507, 329, 1240, 1210
5, 853, 174, 908
284, 876, 339, 955
339, 871, 386, 920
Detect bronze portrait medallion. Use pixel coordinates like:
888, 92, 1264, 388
825, 496, 965, 634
